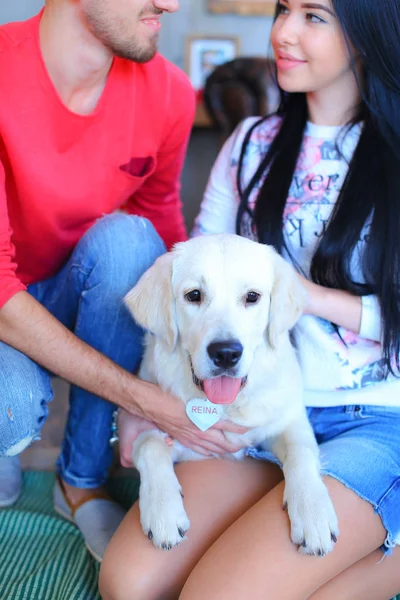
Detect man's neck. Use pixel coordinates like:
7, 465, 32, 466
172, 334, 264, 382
39, 2, 114, 114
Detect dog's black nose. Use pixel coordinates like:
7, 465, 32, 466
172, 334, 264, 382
207, 340, 243, 369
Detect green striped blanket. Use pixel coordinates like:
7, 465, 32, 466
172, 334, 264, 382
0, 472, 139, 600
0, 472, 398, 600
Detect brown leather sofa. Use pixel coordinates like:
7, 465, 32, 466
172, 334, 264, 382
203, 57, 279, 141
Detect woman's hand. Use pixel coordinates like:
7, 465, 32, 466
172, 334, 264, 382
295, 272, 362, 332
117, 410, 157, 467
295, 272, 318, 315
120, 382, 249, 467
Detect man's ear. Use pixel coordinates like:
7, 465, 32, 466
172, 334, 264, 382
267, 254, 308, 349
124, 253, 178, 351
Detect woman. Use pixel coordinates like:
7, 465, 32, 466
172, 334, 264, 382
99, 1, 400, 598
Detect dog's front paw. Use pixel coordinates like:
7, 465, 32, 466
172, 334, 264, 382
139, 482, 190, 550
284, 479, 339, 556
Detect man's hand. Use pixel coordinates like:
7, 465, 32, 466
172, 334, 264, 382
119, 384, 249, 467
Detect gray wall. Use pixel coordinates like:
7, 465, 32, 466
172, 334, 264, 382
0, 0, 273, 67
0, 0, 44, 24
159, 1, 272, 70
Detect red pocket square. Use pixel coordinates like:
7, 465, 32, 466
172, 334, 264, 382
120, 156, 154, 177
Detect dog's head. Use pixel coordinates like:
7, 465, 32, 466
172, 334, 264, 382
125, 234, 307, 405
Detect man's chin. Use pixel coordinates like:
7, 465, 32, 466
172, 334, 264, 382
108, 38, 158, 63
131, 45, 158, 63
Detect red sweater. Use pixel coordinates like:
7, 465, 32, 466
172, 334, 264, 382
0, 12, 195, 308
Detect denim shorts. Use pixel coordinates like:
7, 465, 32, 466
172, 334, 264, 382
246, 404, 400, 555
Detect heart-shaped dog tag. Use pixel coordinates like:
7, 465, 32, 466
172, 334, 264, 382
186, 398, 223, 432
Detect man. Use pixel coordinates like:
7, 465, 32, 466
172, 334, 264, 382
0, 0, 236, 563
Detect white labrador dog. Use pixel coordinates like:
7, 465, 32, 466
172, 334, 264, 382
124, 234, 338, 556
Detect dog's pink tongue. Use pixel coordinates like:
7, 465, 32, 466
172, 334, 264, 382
203, 377, 242, 405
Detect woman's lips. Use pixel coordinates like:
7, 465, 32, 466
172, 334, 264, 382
276, 53, 307, 70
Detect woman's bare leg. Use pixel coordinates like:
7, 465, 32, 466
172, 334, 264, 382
179, 477, 387, 600
310, 546, 400, 600
99, 458, 283, 600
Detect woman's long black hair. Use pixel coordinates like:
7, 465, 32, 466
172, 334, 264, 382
237, 0, 400, 376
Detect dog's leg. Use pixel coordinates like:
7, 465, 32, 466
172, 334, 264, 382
271, 414, 339, 556
132, 431, 190, 550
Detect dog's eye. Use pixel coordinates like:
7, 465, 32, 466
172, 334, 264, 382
185, 289, 201, 303
246, 291, 260, 304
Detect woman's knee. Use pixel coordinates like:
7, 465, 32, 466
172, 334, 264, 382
99, 565, 151, 600
99, 534, 171, 600
0, 343, 52, 456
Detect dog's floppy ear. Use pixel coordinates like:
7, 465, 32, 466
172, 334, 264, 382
124, 253, 178, 350
268, 254, 308, 349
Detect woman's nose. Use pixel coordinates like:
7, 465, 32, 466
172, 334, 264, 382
273, 13, 300, 46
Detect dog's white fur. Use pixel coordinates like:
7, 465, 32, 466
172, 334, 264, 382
124, 234, 339, 555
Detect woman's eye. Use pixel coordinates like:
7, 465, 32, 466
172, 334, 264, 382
306, 12, 325, 23
185, 290, 201, 303
246, 291, 261, 305
276, 2, 289, 15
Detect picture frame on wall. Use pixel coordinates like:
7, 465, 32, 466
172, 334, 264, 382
208, 0, 276, 16
185, 34, 240, 91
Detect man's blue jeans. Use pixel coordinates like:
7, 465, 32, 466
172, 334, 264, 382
0, 214, 165, 488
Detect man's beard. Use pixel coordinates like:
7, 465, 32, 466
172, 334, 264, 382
84, 8, 160, 63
